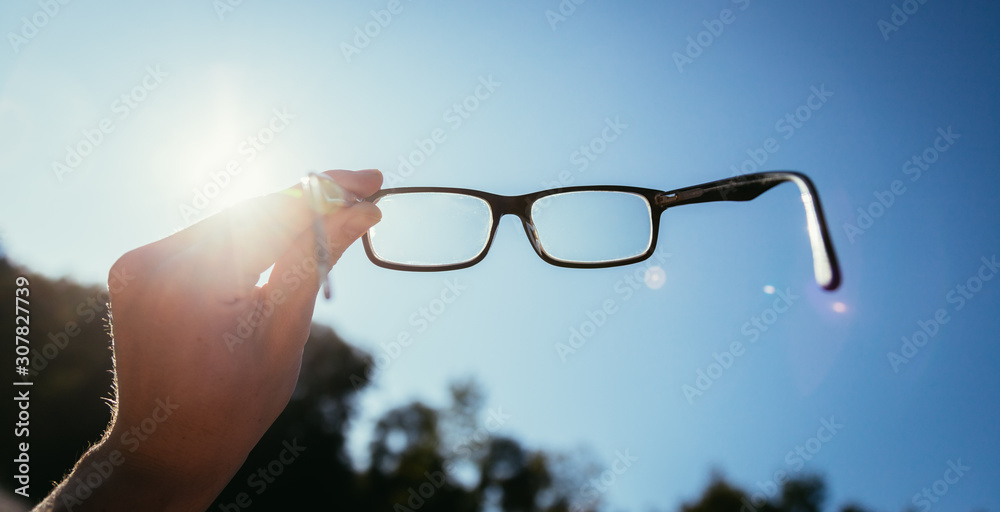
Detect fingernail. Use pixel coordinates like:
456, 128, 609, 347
356, 168, 381, 175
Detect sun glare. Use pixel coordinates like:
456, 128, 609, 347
158, 68, 295, 227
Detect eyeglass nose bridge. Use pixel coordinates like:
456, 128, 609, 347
485, 194, 546, 258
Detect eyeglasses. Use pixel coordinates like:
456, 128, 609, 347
360, 171, 841, 291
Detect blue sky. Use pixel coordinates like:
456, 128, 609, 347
2, 1, 998, 510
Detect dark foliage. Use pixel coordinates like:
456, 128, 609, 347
0, 257, 966, 511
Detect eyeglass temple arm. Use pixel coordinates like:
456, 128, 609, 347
655, 172, 841, 291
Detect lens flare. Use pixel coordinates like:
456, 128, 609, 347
645, 266, 666, 289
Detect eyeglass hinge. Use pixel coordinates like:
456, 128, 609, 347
656, 188, 703, 206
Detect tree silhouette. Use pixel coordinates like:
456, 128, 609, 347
679, 473, 877, 512
0, 256, 976, 511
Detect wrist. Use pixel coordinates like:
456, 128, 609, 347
46, 433, 234, 512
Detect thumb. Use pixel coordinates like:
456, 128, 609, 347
263, 201, 382, 339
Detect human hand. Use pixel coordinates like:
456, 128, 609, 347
39, 169, 382, 511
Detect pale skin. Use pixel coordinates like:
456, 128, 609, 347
35, 169, 384, 511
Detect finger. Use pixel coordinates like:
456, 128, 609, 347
317, 169, 384, 200
150, 169, 383, 296
163, 169, 383, 256
263, 201, 382, 350
218, 169, 383, 278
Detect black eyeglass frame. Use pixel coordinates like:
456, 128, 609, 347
360, 171, 841, 291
